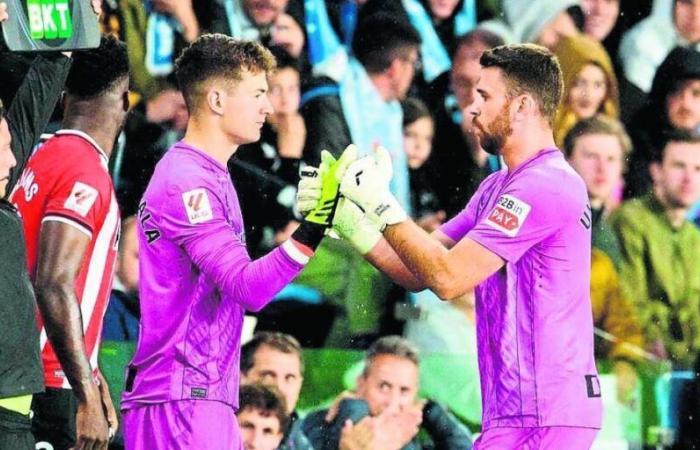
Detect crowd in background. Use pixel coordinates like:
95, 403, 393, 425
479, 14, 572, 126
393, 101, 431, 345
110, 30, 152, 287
3, 0, 700, 448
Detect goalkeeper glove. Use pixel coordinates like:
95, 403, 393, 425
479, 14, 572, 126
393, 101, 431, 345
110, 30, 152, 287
340, 146, 407, 231
302, 145, 358, 227
332, 197, 382, 254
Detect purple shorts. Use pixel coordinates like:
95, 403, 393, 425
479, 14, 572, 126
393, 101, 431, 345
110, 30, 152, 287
123, 400, 241, 450
474, 426, 598, 450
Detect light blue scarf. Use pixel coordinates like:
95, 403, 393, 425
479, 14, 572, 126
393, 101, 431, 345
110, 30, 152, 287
402, 0, 476, 82
224, 0, 264, 40
339, 59, 411, 213
305, 0, 476, 83
145, 13, 180, 76
304, 0, 348, 80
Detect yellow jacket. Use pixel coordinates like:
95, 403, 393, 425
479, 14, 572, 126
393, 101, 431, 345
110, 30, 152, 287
591, 249, 645, 363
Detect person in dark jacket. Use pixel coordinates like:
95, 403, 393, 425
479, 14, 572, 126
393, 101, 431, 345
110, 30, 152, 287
301, 336, 473, 450
625, 46, 700, 198
0, 6, 74, 450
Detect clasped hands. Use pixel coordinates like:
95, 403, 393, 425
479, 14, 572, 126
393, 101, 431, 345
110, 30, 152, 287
296, 144, 407, 254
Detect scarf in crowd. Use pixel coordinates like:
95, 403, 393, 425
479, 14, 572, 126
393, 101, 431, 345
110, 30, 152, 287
339, 59, 411, 213
145, 0, 180, 76
224, 0, 264, 40
305, 0, 475, 83
402, 0, 475, 82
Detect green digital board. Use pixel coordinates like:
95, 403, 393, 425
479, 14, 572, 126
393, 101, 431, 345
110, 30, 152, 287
1, 0, 99, 51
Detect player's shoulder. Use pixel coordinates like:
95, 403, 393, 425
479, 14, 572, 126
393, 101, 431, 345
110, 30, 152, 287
515, 151, 586, 198
31, 133, 110, 188
147, 145, 224, 213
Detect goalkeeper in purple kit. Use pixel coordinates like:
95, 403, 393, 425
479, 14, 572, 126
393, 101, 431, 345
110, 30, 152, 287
300, 44, 603, 449
120, 35, 356, 450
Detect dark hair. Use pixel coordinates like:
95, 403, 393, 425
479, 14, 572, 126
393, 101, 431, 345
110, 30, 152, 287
0, 99, 4, 120
653, 128, 700, 162
480, 43, 564, 125
241, 332, 304, 374
352, 13, 421, 74
238, 384, 290, 431
456, 28, 505, 54
563, 114, 632, 158
175, 34, 276, 111
362, 335, 419, 377
401, 97, 432, 127
267, 46, 301, 74
65, 35, 129, 99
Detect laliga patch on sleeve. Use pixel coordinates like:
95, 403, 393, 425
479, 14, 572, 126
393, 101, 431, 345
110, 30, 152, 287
484, 194, 531, 237
64, 182, 98, 217
182, 188, 213, 224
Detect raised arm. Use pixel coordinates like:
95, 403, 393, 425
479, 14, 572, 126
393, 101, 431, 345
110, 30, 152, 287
5, 53, 72, 195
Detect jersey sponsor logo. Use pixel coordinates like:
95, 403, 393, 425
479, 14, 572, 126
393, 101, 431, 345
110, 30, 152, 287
182, 188, 213, 224
15, 168, 39, 201
64, 181, 98, 217
484, 194, 531, 237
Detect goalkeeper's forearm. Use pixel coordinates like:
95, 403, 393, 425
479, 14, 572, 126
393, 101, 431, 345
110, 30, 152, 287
365, 238, 426, 292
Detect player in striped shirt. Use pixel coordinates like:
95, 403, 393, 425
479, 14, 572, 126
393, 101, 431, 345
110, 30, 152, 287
10, 36, 130, 450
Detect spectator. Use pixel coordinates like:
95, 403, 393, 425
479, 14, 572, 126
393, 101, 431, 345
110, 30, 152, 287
619, 0, 700, 104
231, 47, 304, 256
357, 0, 476, 96
553, 34, 619, 147
0, 6, 74, 449
610, 130, 700, 368
102, 216, 140, 342
302, 12, 420, 208
295, 13, 421, 347
238, 384, 289, 450
241, 332, 312, 450
480, 0, 578, 49
565, 0, 642, 69
401, 97, 444, 232
424, 29, 504, 218
120, 0, 216, 101
625, 46, 700, 197
563, 114, 631, 265
212, 0, 305, 58
302, 336, 473, 450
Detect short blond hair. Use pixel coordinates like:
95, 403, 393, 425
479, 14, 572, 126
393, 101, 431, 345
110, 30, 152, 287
175, 34, 276, 112
563, 114, 632, 159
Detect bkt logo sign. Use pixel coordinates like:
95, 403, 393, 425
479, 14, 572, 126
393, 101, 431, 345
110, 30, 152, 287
27, 0, 73, 39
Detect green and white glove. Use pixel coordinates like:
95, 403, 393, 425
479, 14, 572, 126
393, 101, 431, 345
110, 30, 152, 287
339, 146, 407, 231
298, 145, 358, 227
332, 197, 382, 254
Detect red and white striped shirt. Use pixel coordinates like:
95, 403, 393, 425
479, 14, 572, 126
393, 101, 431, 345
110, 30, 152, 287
10, 129, 120, 389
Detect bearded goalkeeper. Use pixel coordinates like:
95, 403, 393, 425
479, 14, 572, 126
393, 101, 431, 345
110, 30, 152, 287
300, 44, 602, 449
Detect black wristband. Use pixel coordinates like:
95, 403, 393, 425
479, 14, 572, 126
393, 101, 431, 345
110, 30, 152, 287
291, 221, 326, 250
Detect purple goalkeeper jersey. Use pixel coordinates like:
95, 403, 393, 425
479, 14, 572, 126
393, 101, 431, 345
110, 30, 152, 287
121, 141, 308, 411
440, 148, 602, 430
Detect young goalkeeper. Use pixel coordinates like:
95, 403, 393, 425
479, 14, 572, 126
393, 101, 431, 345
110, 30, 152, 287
121, 34, 356, 450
